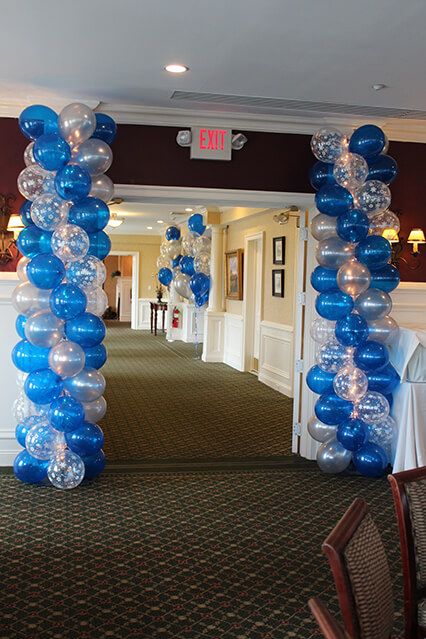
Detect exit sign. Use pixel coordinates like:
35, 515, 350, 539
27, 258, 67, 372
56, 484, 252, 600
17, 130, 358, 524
190, 127, 232, 160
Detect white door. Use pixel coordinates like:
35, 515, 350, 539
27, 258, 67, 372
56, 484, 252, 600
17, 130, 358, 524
243, 233, 264, 373
116, 276, 132, 322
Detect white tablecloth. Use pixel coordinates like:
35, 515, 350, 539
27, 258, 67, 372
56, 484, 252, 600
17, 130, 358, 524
389, 325, 426, 381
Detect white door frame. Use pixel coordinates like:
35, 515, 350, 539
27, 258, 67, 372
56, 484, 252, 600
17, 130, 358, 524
242, 231, 264, 372
109, 250, 140, 330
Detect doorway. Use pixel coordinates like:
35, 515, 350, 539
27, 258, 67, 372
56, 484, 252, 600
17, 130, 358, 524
243, 232, 264, 374
108, 251, 140, 329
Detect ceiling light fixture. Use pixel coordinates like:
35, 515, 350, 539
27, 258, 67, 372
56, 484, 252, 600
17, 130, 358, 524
185, 207, 193, 212
107, 213, 124, 228
157, 220, 164, 224
147, 226, 153, 230
164, 64, 189, 74
372, 84, 387, 91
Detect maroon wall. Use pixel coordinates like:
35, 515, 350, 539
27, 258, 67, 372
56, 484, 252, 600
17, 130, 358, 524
2, 118, 426, 281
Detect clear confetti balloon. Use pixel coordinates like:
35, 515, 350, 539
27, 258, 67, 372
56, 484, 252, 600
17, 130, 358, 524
316, 237, 355, 270
307, 416, 337, 443
85, 287, 108, 316
355, 391, 390, 424
58, 103, 96, 148
194, 252, 211, 275
17, 256, 30, 282
333, 153, 368, 190
368, 416, 398, 464
17, 165, 51, 200
24, 310, 64, 348
66, 255, 106, 290
52, 223, 90, 263
316, 438, 352, 474
25, 423, 64, 460
89, 174, 114, 203
310, 318, 336, 343
12, 393, 38, 422
333, 364, 368, 402
24, 141, 36, 166
368, 210, 400, 236
160, 242, 169, 258
157, 256, 170, 270
311, 127, 346, 163
355, 180, 391, 216
41, 175, 56, 194
48, 340, 86, 378
12, 282, 51, 316
47, 449, 85, 490
30, 194, 69, 231
368, 316, 399, 344
311, 214, 337, 241
83, 396, 107, 422
316, 340, 353, 373
16, 371, 28, 389
181, 233, 197, 256
194, 236, 211, 254
354, 288, 392, 321
337, 259, 371, 297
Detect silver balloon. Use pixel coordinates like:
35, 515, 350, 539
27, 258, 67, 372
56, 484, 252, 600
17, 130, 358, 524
24, 141, 36, 166
58, 103, 96, 148
24, 310, 64, 348
368, 416, 398, 464
337, 259, 371, 297
307, 416, 337, 443
194, 251, 210, 275
310, 318, 336, 343
48, 340, 85, 378
63, 367, 106, 403
52, 223, 90, 263
72, 139, 113, 176
333, 364, 368, 402
174, 272, 192, 299
333, 152, 368, 190
12, 282, 51, 316
66, 255, 106, 290
25, 423, 64, 460
355, 180, 391, 216
316, 237, 355, 269
368, 210, 400, 236
355, 391, 390, 424
89, 174, 114, 203
47, 450, 85, 490
194, 236, 211, 254
17, 256, 30, 282
181, 233, 197, 257
17, 165, 50, 200
165, 239, 182, 260
367, 316, 399, 344
83, 396, 107, 422
316, 339, 353, 373
316, 438, 352, 473
311, 127, 346, 163
354, 288, 392, 321
85, 287, 108, 316
31, 194, 69, 231
311, 214, 338, 241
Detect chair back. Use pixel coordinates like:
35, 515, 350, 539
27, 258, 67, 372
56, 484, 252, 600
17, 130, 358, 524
308, 598, 348, 639
322, 498, 394, 639
388, 466, 426, 638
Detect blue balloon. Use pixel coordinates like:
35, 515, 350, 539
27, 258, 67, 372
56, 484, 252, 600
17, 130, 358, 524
353, 442, 388, 477
306, 365, 335, 394
337, 418, 369, 452
15, 314, 27, 339
84, 344, 107, 369
190, 272, 210, 296
20, 200, 34, 227
33, 133, 71, 171
158, 267, 173, 286
315, 184, 353, 217
49, 396, 84, 433
83, 449, 106, 480
366, 364, 400, 395
195, 292, 209, 307
315, 392, 353, 425
65, 312, 106, 348
354, 340, 389, 372
17, 226, 52, 258
24, 369, 63, 404
165, 226, 181, 241
50, 283, 87, 320
310, 266, 338, 293
309, 161, 335, 191
355, 236, 391, 269
93, 113, 117, 145
27, 253, 65, 290
370, 264, 400, 293
335, 313, 369, 347
315, 291, 354, 320
13, 450, 48, 484
172, 255, 182, 268
349, 125, 387, 158
65, 421, 104, 457
68, 197, 110, 233
367, 155, 398, 184
15, 417, 42, 447
55, 164, 92, 202
87, 231, 111, 260
180, 256, 195, 276
19, 105, 58, 140
188, 213, 206, 235
336, 209, 369, 243
12, 339, 50, 373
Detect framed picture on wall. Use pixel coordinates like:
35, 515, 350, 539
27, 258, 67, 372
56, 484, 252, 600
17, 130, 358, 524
273, 236, 286, 265
225, 249, 244, 300
272, 269, 285, 297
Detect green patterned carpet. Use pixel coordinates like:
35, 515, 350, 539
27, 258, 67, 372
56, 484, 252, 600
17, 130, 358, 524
1, 466, 402, 639
101, 324, 294, 462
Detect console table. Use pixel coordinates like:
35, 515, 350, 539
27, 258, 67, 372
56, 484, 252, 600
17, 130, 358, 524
150, 301, 168, 336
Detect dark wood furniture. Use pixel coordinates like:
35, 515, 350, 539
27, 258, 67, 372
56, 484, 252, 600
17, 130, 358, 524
308, 598, 348, 639
150, 301, 167, 336
322, 498, 395, 639
388, 467, 426, 639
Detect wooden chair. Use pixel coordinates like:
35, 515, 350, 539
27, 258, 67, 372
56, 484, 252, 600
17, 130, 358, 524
388, 467, 426, 639
322, 497, 395, 639
309, 597, 348, 639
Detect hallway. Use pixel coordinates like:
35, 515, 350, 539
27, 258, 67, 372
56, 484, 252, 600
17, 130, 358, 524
101, 324, 294, 462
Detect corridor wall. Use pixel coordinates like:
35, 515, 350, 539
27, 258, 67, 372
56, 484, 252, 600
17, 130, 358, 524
110, 234, 161, 298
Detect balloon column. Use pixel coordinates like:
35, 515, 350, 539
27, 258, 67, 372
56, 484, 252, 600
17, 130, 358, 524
308, 124, 400, 478
157, 212, 211, 308
12, 103, 117, 489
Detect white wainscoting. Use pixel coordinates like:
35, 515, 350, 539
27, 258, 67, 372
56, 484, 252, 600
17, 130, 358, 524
202, 311, 225, 362
137, 298, 169, 330
258, 321, 294, 397
223, 313, 244, 371
391, 282, 426, 326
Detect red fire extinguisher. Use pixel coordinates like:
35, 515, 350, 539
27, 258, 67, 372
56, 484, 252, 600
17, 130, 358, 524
172, 306, 181, 328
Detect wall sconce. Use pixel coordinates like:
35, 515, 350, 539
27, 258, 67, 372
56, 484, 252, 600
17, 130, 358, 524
0, 193, 17, 264
407, 228, 426, 255
7, 214, 24, 239
382, 226, 425, 270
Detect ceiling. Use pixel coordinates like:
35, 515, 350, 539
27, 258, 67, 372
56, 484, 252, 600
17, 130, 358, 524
108, 202, 203, 235
1, 0, 426, 120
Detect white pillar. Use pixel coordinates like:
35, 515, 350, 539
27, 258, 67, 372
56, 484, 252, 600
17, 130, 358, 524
208, 225, 224, 312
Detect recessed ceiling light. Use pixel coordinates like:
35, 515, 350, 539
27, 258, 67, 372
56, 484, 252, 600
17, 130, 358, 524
164, 64, 189, 74
157, 220, 164, 224
372, 84, 387, 91
185, 207, 193, 212
147, 226, 153, 230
